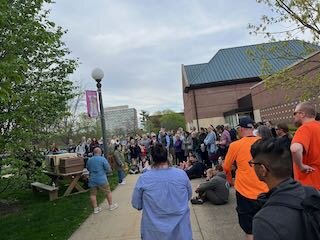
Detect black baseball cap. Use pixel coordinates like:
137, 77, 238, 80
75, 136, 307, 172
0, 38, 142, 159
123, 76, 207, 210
237, 117, 254, 129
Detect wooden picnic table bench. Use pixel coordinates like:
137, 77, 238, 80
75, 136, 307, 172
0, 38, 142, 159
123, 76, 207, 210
42, 170, 87, 197
31, 181, 59, 201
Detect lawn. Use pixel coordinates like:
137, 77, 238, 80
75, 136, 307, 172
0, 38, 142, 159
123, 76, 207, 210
0, 172, 119, 240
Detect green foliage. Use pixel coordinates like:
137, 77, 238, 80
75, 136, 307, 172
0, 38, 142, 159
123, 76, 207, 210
248, 1, 320, 102
159, 112, 186, 131
0, 172, 119, 240
148, 115, 161, 133
74, 113, 101, 137
0, 0, 78, 185
146, 110, 185, 133
249, 0, 320, 42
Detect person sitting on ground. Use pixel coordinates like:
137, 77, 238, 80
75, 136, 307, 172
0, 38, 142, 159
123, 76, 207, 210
86, 147, 118, 213
179, 159, 193, 171
185, 153, 206, 179
191, 165, 229, 205
205, 164, 223, 181
250, 138, 320, 240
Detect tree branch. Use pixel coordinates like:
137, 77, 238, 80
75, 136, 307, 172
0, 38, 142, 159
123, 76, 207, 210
276, 0, 320, 35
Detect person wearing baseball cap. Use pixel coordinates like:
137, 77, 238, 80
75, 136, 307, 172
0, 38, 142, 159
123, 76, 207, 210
237, 117, 254, 129
223, 117, 268, 240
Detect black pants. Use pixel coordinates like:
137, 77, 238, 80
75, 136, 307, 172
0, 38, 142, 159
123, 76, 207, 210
175, 152, 184, 164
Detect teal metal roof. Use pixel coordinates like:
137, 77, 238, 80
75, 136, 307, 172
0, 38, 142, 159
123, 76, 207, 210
184, 63, 207, 82
184, 40, 320, 86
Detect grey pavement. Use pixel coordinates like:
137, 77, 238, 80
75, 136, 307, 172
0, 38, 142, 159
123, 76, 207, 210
69, 174, 243, 240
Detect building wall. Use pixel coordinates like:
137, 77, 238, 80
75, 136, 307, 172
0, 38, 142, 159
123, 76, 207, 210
182, 74, 195, 123
183, 52, 320, 127
251, 52, 320, 124
183, 81, 258, 125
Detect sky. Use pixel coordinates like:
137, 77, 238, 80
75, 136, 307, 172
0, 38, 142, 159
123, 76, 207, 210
48, 0, 276, 115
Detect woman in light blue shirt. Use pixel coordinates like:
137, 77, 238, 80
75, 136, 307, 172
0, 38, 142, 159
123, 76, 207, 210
132, 144, 193, 240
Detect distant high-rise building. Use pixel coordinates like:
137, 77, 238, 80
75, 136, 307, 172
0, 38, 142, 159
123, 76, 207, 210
104, 105, 138, 134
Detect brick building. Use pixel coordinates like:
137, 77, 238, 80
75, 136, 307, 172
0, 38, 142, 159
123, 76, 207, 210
252, 51, 320, 123
182, 40, 320, 129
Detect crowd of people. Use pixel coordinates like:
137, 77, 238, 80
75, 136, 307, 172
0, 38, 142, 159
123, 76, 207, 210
57, 101, 320, 240
130, 101, 320, 240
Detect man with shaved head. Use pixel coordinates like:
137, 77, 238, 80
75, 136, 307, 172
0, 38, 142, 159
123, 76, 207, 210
86, 147, 118, 213
291, 101, 320, 190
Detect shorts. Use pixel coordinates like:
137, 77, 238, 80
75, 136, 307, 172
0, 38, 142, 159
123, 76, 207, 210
235, 191, 260, 234
90, 183, 111, 195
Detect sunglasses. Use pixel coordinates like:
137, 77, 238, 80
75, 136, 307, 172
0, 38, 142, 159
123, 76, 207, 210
293, 111, 303, 116
248, 160, 269, 171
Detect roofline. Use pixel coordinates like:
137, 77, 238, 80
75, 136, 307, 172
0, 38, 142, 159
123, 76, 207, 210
189, 40, 320, 85
181, 64, 190, 88
218, 39, 316, 53
183, 63, 208, 85
184, 77, 261, 93
183, 62, 207, 68
250, 50, 320, 90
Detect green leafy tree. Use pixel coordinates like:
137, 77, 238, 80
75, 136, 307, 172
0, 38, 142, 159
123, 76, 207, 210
0, 0, 78, 185
249, 0, 320, 42
159, 112, 186, 132
248, 0, 320, 101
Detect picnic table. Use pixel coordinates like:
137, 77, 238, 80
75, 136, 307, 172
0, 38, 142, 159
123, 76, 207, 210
42, 170, 87, 197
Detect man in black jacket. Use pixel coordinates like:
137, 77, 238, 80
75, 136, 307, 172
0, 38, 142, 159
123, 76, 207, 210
250, 138, 319, 240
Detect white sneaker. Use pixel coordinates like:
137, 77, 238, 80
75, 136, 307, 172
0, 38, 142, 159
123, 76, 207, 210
120, 180, 126, 185
109, 203, 119, 211
93, 207, 102, 214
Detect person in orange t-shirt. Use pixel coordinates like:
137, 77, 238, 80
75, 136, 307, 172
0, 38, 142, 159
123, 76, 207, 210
291, 102, 320, 190
223, 117, 268, 240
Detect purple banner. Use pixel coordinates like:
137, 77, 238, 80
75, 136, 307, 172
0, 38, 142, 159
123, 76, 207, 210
85, 90, 99, 118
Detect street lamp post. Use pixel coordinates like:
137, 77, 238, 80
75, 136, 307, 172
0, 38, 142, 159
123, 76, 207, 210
91, 68, 108, 157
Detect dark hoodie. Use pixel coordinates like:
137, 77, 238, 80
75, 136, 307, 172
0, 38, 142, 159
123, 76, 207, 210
198, 172, 229, 205
253, 178, 312, 240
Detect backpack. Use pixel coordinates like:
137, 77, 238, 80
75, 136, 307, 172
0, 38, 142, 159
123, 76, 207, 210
269, 187, 320, 240
300, 187, 320, 240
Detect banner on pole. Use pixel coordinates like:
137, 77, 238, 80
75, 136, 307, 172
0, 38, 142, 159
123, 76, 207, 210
85, 90, 99, 118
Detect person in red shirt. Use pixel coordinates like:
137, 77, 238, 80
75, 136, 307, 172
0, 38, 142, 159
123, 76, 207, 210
291, 101, 320, 190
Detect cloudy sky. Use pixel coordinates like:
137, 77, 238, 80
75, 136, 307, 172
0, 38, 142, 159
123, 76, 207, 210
49, 0, 275, 115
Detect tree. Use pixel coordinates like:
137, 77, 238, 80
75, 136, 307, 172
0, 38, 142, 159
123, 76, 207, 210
248, 0, 320, 102
249, 0, 320, 42
159, 112, 186, 132
73, 113, 101, 141
53, 87, 85, 146
0, 0, 78, 184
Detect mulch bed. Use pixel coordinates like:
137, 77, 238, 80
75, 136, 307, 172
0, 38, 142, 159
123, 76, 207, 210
0, 200, 22, 217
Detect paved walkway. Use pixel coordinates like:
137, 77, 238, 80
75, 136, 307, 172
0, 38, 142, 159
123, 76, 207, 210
69, 174, 243, 240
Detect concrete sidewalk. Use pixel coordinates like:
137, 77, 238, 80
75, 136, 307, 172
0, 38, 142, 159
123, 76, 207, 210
69, 174, 243, 240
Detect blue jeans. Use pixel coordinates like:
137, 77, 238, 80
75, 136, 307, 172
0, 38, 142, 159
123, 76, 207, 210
118, 170, 125, 183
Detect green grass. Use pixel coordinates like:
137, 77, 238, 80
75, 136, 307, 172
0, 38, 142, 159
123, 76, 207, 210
0, 171, 119, 240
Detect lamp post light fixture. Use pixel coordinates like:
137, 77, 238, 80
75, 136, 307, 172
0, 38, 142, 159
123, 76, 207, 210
91, 68, 108, 157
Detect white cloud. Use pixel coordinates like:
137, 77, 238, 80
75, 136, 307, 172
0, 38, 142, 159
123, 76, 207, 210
49, 0, 306, 116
